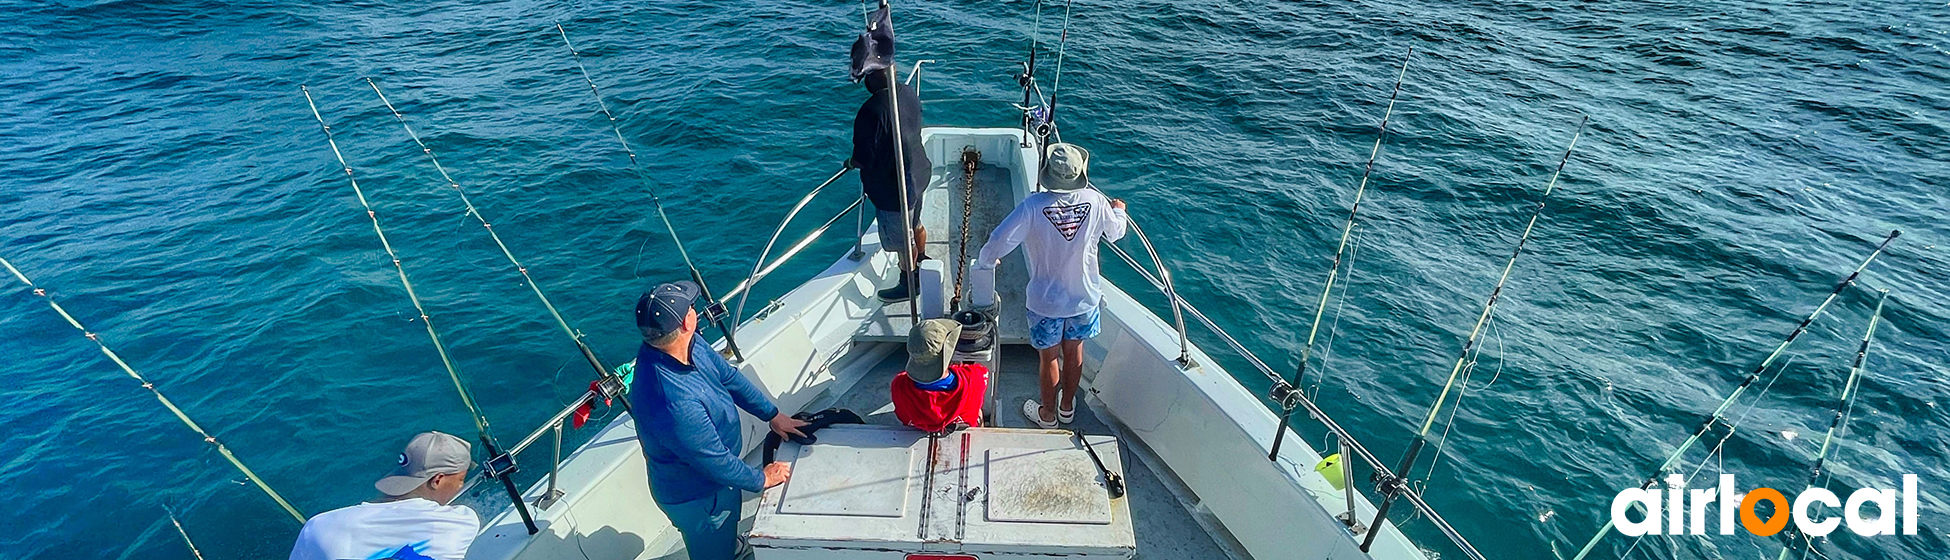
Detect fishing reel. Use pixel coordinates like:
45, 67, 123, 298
1267, 380, 1303, 412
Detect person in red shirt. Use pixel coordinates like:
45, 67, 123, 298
891, 319, 988, 434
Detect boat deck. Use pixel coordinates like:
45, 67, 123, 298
768, 343, 1239, 560
856, 162, 1033, 345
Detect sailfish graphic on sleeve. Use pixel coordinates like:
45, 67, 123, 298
1042, 202, 1091, 241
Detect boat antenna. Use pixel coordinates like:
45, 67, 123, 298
554, 23, 747, 361
1565, 228, 1899, 560
1268, 47, 1413, 460
0, 255, 306, 524
1362, 115, 1587, 552
1776, 290, 1886, 560
301, 86, 539, 535
363, 79, 629, 410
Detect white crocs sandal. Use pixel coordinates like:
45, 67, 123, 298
1057, 402, 1076, 424
1021, 400, 1059, 429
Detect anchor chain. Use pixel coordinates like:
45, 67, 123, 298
952, 148, 980, 309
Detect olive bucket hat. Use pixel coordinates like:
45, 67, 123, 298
1040, 143, 1090, 192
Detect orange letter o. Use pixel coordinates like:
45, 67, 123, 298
1741, 488, 1790, 536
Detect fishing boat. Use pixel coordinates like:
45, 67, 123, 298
453, 5, 1484, 559
3, 3, 1900, 560
456, 120, 1458, 559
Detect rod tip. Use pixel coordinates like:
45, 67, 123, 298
1889, 229, 1902, 238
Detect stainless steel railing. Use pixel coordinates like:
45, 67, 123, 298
733, 165, 855, 322
1100, 225, 1486, 560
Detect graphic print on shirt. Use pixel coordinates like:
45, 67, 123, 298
370, 541, 434, 560
1041, 202, 1091, 241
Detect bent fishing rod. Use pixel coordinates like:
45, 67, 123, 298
1364, 116, 1587, 552
364, 79, 629, 411
1777, 290, 1886, 560
303, 86, 539, 535
555, 23, 747, 361
1565, 228, 1900, 560
1269, 47, 1413, 460
0, 255, 306, 524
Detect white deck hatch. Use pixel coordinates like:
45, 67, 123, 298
984, 447, 1113, 524
751, 425, 1135, 559
780, 444, 915, 518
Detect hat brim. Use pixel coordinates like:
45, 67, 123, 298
375, 473, 432, 497
1040, 170, 1089, 191
905, 351, 951, 384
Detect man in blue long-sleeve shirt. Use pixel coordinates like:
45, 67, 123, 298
631, 280, 807, 560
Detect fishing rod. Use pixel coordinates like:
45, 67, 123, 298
301, 86, 539, 535
1016, 0, 1045, 147
1776, 290, 1886, 560
1566, 228, 1900, 560
1268, 47, 1413, 461
363, 79, 629, 412
0, 256, 306, 524
1362, 116, 1587, 552
1041, 0, 1076, 138
163, 504, 207, 560
554, 23, 747, 361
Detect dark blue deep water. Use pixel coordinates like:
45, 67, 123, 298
1, 1, 1944, 559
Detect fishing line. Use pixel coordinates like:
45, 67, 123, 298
1363, 115, 1587, 552
553, 23, 746, 360
365, 78, 623, 395
0, 256, 306, 524
1567, 229, 1901, 560
1269, 47, 1412, 459
1425, 332, 1489, 485
1043, 0, 1075, 129
1308, 225, 1363, 400
1777, 291, 1886, 560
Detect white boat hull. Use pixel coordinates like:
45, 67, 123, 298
465, 127, 1430, 560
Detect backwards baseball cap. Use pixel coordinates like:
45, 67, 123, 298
636, 280, 700, 341
375, 431, 473, 496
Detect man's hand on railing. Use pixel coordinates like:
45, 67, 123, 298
1110, 198, 1126, 211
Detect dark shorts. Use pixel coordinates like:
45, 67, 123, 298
876, 206, 921, 252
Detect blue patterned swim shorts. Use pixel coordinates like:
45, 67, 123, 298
1026, 305, 1102, 350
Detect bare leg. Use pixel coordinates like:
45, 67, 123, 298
1059, 339, 1084, 413
1036, 345, 1061, 424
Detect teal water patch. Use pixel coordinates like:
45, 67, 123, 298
0, 1, 1944, 559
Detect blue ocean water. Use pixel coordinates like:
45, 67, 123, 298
0, 0, 1944, 559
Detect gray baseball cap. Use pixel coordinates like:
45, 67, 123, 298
1040, 143, 1090, 191
906, 318, 962, 384
375, 431, 473, 496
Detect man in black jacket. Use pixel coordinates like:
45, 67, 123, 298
851, 4, 931, 302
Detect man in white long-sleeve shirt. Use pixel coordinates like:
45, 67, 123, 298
974, 143, 1127, 428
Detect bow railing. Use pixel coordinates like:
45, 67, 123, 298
1101, 222, 1486, 560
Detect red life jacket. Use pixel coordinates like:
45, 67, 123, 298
891, 363, 988, 433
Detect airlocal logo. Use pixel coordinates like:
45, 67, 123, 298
1613, 474, 1919, 537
